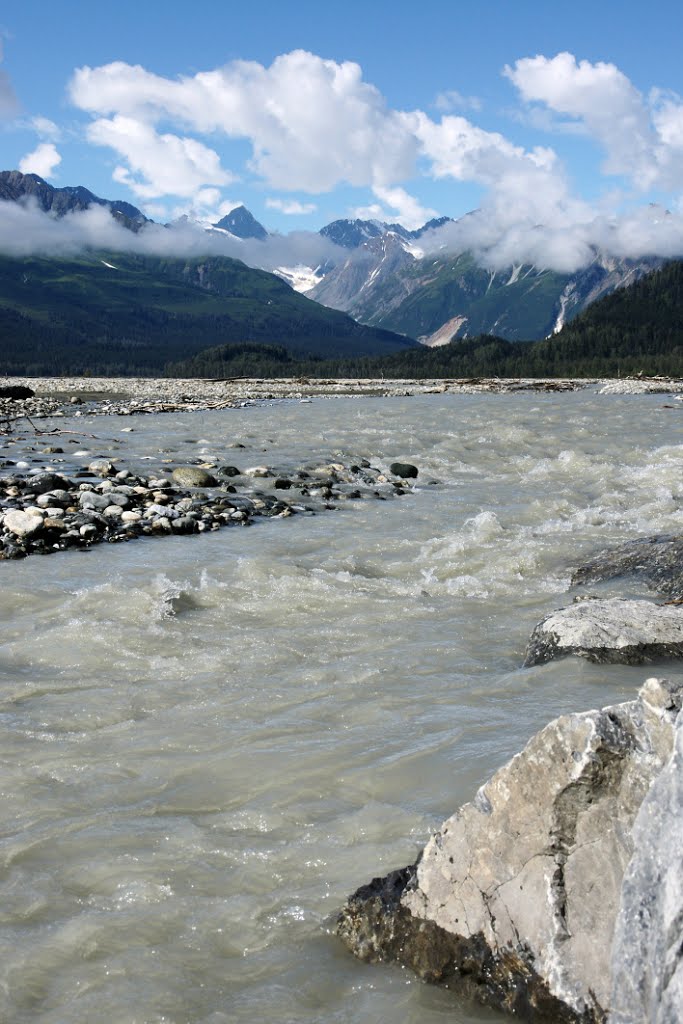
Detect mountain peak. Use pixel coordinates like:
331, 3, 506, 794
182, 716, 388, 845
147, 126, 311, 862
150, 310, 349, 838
213, 206, 268, 240
0, 169, 148, 231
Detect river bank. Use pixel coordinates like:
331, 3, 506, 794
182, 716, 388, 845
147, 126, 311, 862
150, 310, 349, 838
2, 373, 683, 422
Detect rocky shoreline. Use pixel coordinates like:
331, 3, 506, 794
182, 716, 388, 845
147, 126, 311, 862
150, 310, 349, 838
1, 374, 683, 424
0, 453, 421, 560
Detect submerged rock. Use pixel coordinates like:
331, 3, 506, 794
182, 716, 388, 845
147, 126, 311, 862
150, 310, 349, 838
524, 599, 683, 665
572, 533, 683, 601
337, 678, 682, 1022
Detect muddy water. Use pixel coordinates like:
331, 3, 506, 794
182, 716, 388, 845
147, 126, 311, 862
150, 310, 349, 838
0, 391, 681, 1023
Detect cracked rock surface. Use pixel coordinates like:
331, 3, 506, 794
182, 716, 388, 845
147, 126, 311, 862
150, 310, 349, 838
337, 678, 682, 1022
523, 599, 683, 666
610, 688, 683, 1023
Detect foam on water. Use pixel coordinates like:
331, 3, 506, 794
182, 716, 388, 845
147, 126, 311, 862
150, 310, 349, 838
0, 390, 681, 1023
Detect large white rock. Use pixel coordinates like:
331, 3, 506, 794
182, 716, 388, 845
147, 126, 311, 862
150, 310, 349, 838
610, 697, 683, 1023
338, 678, 682, 1022
524, 599, 683, 665
2, 508, 44, 538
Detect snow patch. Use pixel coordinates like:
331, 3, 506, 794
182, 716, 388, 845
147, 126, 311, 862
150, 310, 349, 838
100, 260, 118, 270
273, 265, 322, 293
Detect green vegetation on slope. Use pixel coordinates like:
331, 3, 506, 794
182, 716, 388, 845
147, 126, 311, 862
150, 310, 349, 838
0, 252, 415, 375
169, 260, 683, 379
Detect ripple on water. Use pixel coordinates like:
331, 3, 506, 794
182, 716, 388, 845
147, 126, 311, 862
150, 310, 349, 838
0, 391, 682, 1023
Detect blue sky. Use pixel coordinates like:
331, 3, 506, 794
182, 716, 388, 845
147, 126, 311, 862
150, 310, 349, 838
2, 0, 683, 269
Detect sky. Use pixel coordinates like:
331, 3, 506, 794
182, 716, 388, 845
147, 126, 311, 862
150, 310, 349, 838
3, 0, 683, 272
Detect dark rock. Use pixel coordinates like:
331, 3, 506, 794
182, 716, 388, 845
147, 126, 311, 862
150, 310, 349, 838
274, 478, 292, 489
24, 472, 73, 494
390, 462, 418, 479
217, 465, 241, 477
572, 534, 683, 600
0, 386, 34, 399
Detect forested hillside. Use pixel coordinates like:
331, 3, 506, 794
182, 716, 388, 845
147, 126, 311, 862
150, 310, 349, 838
169, 260, 683, 379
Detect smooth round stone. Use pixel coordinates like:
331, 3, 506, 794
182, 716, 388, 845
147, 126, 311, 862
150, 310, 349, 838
121, 511, 142, 523
3, 509, 44, 537
171, 467, 218, 487
104, 505, 124, 518
78, 492, 112, 511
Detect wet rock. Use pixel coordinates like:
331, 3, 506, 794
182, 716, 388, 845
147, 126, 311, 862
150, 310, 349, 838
23, 472, 72, 494
390, 461, 418, 479
274, 478, 292, 489
337, 678, 683, 1023
524, 599, 683, 665
572, 534, 683, 601
171, 467, 218, 487
217, 465, 241, 478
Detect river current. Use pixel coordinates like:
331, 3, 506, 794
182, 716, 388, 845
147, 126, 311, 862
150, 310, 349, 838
0, 390, 681, 1023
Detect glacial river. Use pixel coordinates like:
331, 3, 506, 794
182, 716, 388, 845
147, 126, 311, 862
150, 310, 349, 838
0, 390, 681, 1023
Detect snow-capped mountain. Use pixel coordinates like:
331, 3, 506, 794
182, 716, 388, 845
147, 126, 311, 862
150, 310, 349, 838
308, 219, 661, 344
212, 205, 268, 240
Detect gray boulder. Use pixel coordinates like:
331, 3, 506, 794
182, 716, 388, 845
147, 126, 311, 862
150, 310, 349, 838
337, 678, 682, 1022
524, 599, 683, 666
610, 691, 683, 1023
171, 467, 218, 488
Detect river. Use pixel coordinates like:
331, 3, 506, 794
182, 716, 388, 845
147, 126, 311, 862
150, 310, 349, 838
0, 389, 681, 1023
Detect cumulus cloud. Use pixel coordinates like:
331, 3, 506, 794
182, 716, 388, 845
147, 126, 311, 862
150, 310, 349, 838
19, 142, 62, 178
69, 52, 418, 194
87, 115, 234, 199
266, 198, 317, 215
2, 47, 676, 275
505, 52, 683, 192
356, 185, 438, 230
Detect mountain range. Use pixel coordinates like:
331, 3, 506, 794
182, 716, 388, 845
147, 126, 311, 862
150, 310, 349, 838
0, 170, 675, 376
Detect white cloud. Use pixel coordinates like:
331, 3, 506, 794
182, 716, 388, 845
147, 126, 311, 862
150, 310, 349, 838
0, 199, 345, 272
435, 89, 482, 113
30, 116, 61, 140
505, 52, 683, 192
266, 198, 317, 215
69, 51, 418, 194
369, 185, 438, 230
87, 114, 234, 199
18, 142, 62, 178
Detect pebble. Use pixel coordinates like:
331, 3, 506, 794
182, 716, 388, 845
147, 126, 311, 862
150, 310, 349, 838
0, 449, 420, 560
